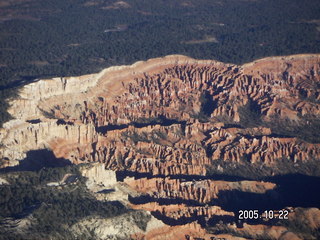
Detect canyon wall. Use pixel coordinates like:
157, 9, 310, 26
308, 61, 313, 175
1, 54, 320, 239
1, 54, 320, 170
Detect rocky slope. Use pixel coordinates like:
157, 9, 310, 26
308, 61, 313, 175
1, 54, 320, 239
1, 54, 320, 168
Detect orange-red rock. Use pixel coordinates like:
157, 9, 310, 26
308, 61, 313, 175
1, 54, 320, 239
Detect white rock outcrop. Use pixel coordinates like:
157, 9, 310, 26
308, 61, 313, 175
81, 163, 117, 188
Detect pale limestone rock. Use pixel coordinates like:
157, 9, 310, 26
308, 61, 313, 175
71, 211, 164, 240
81, 163, 117, 189
0, 177, 9, 185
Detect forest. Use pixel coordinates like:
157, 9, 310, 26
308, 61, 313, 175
0, 0, 320, 125
0, 165, 129, 239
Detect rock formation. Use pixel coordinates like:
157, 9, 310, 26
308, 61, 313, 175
1, 54, 320, 169
1, 54, 320, 239
81, 162, 117, 187
124, 177, 276, 204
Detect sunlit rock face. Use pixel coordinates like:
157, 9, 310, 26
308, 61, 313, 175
1, 54, 320, 239
1, 54, 320, 170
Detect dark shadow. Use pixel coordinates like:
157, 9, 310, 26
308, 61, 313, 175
133, 117, 185, 128
169, 173, 248, 182
57, 119, 74, 125
97, 189, 115, 194
152, 210, 234, 228
116, 170, 249, 182
96, 116, 186, 134
203, 173, 320, 226
0, 75, 42, 90
200, 90, 216, 116
126, 171, 320, 227
152, 210, 200, 226
0, 149, 72, 172
200, 173, 320, 212
14, 202, 41, 219
26, 119, 41, 124
116, 170, 156, 181
206, 215, 236, 227
129, 194, 203, 207
222, 123, 243, 129
213, 189, 279, 212
96, 124, 128, 134
265, 173, 320, 208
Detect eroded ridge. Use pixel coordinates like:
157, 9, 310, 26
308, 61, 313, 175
1, 54, 320, 239
1, 54, 320, 170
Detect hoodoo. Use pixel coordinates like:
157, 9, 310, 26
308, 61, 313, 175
1, 54, 320, 169
1, 54, 320, 239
